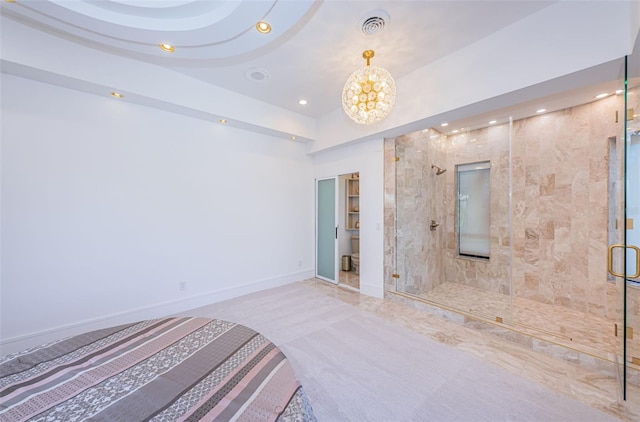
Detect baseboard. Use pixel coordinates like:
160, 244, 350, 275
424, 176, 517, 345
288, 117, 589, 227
359, 281, 384, 298
0, 269, 315, 356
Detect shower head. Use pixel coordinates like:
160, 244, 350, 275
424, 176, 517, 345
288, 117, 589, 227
431, 165, 447, 175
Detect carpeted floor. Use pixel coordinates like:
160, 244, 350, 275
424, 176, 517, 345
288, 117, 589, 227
176, 281, 619, 421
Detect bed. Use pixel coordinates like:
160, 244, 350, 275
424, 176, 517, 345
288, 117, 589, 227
0, 317, 316, 421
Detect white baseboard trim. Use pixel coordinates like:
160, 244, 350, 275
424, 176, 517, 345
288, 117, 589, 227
359, 281, 384, 299
0, 269, 314, 356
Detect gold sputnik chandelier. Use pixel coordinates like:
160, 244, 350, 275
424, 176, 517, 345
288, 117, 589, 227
342, 50, 396, 124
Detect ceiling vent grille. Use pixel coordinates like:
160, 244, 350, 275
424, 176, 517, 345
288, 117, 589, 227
361, 16, 386, 35
359, 10, 390, 35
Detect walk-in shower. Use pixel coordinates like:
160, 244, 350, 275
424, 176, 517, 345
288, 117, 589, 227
386, 79, 640, 401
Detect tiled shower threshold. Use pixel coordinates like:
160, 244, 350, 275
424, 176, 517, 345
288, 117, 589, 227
388, 286, 640, 387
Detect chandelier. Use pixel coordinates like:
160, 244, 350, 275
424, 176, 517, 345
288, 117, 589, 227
342, 50, 396, 124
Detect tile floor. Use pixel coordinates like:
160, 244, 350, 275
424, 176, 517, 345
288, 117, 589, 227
303, 278, 640, 421
416, 282, 627, 362
339, 270, 359, 290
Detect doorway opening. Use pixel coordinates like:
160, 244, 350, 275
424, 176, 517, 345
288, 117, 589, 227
339, 172, 360, 290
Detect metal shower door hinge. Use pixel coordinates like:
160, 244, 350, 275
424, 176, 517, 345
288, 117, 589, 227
615, 108, 636, 122
614, 324, 634, 339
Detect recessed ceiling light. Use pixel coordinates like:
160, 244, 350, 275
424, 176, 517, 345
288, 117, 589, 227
616, 89, 624, 95
298, 99, 308, 105
489, 120, 497, 125
291, 136, 297, 140
159, 43, 175, 52
256, 21, 271, 34
219, 119, 228, 124
111, 91, 124, 99
595, 93, 609, 99
536, 108, 547, 113
441, 122, 449, 127
452, 130, 459, 134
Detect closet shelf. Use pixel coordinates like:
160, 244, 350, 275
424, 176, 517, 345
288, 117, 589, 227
346, 177, 360, 231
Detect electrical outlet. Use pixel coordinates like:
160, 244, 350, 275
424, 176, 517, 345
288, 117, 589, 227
179, 282, 187, 291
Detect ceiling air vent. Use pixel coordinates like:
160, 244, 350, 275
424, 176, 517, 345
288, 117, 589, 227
244, 67, 270, 82
359, 10, 390, 35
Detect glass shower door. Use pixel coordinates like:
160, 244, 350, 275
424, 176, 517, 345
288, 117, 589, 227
622, 76, 640, 401
394, 130, 447, 299
624, 126, 640, 402
610, 58, 640, 402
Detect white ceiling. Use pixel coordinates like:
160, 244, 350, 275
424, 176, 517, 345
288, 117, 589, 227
2, 0, 554, 118
1, 0, 638, 143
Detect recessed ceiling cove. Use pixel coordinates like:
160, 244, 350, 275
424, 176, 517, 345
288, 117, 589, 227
3, 0, 316, 62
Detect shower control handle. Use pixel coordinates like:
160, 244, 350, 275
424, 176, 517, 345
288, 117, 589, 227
430, 220, 439, 231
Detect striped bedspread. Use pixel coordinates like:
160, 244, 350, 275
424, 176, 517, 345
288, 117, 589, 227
0, 317, 316, 421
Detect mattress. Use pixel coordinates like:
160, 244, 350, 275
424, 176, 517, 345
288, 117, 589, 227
0, 317, 316, 421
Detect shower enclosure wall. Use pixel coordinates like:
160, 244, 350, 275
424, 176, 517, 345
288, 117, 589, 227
385, 80, 640, 399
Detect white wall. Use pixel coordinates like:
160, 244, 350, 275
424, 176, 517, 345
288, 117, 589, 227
0, 74, 314, 354
312, 140, 385, 298
1, 16, 317, 143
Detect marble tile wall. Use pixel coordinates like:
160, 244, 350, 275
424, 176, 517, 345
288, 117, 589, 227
391, 129, 446, 295
443, 125, 512, 295
383, 138, 397, 294
385, 86, 639, 322
510, 96, 617, 317
388, 124, 512, 297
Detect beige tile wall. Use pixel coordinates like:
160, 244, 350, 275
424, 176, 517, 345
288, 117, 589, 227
510, 96, 618, 317
385, 88, 638, 321
443, 124, 512, 295
391, 129, 446, 295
